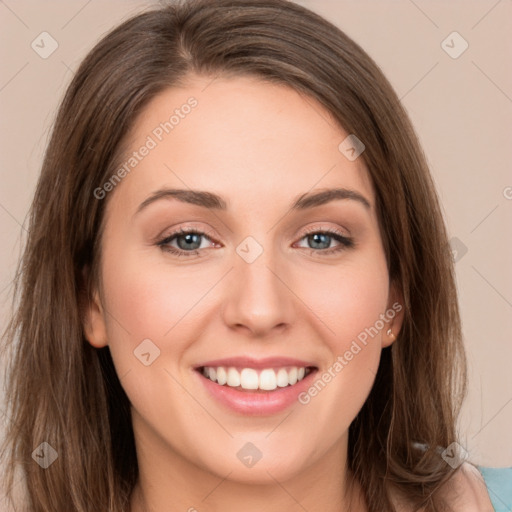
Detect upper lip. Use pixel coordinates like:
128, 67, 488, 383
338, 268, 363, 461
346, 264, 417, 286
194, 356, 318, 370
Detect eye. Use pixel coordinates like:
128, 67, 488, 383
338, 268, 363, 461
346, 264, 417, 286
156, 227, 218, 257
294, 227, 354, 255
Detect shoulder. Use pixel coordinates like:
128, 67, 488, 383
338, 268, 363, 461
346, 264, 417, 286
434, 461, 494, 511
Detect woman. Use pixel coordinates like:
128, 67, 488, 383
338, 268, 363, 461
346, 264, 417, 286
0, 0, 498, 510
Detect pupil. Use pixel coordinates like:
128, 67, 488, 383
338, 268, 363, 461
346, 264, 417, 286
179, 233, 200, 250
310, 233, 329, 250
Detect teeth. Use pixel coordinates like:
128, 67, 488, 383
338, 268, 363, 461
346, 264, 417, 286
216, 367, 227, 385
227, 367, 240, 387
201, 365, 311, 390
240, 368, 259, 389
259, 369, 277, 390
276, 368, 289, 387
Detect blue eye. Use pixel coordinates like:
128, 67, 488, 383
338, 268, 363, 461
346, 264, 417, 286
296, 229, 354, 255
157, 228, 215, 257
157, 227, 354, 257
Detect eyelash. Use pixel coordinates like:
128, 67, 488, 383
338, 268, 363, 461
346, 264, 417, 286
156, 226, 354, 258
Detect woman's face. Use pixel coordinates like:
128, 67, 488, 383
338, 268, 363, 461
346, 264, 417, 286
85, 74, 403, 485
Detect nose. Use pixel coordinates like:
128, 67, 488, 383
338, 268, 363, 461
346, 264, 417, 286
222, 240, 295, 338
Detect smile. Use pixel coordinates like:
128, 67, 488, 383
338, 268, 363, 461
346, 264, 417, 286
194, 357, 319, 415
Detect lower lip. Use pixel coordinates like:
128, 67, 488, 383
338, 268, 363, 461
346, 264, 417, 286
195, 369, 317, 416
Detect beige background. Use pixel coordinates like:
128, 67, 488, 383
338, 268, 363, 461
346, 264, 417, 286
1, 0, 511, 497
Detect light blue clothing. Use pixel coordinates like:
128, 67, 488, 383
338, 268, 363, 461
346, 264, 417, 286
477, 466, 512, 511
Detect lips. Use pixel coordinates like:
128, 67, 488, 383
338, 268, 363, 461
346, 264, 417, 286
193, 356, 318, 415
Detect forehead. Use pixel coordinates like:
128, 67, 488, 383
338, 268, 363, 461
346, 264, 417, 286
106, 74, 375, 217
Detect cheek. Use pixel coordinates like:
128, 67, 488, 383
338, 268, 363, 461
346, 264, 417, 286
292, 253, 389, 422
98, 250, 213, 430
101, 249, 208, 342
97, 246, 211, 397
296, 256, 389, 351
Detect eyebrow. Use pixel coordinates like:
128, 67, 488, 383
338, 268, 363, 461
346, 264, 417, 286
135, 186, 371, 215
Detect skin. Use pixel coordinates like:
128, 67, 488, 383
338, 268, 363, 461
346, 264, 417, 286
83, 73, 409, 512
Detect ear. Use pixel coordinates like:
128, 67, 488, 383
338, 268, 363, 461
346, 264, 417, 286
382, 279, 405, 348
81, 265, 109, 348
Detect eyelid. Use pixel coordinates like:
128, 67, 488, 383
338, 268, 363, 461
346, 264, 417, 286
155, 223, 218, 244
299, 224, 350, 238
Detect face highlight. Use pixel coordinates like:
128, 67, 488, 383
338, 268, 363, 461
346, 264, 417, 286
84, 74, 403, 502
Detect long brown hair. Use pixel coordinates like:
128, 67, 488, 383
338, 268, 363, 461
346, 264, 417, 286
1, 1, 467, 510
